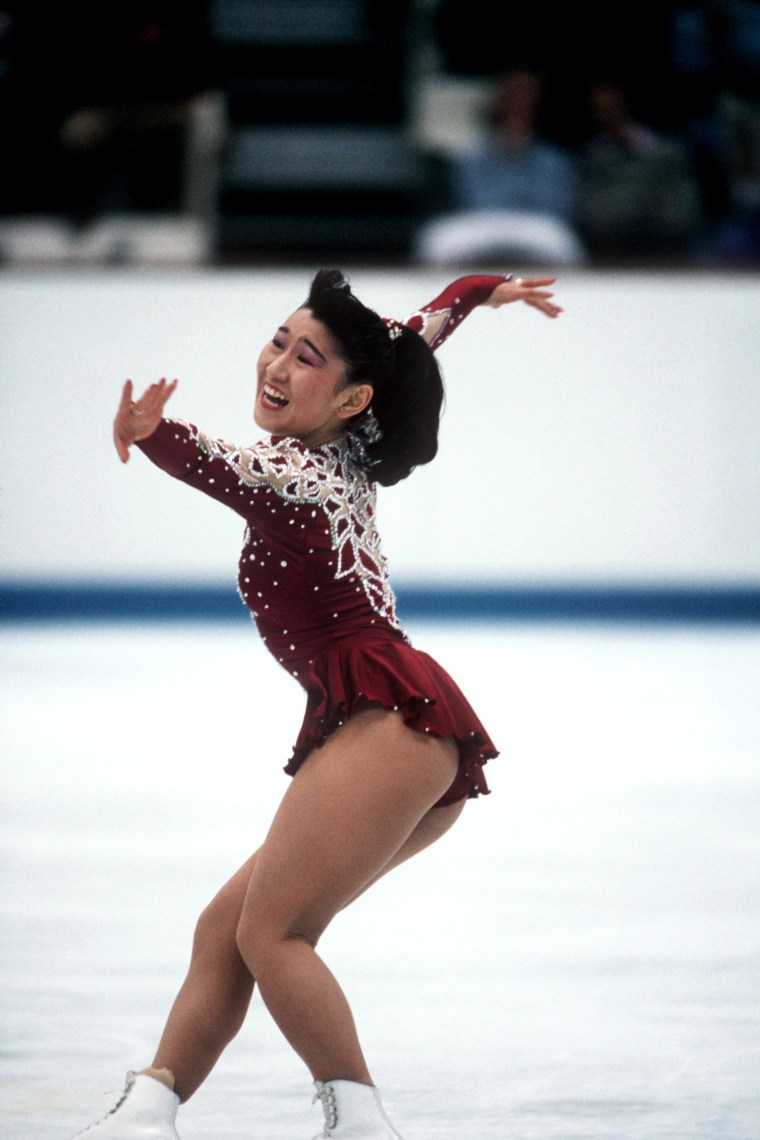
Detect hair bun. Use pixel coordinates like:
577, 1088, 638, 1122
304, 270, 444, 486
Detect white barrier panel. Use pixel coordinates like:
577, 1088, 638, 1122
1, 267, 759, 586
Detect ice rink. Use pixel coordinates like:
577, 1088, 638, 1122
2, 618, 759, 1139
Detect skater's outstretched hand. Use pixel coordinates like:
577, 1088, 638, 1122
485, 276, 563, 319
114, 377, 177, 463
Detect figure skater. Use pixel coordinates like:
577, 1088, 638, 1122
71, 270, 561, 1140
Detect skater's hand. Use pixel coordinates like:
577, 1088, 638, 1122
114, 378, 177, 463
485, 276, 563, 319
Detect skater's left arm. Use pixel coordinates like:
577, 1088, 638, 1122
400, 274, 562, 352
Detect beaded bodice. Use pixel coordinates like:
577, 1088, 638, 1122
196, 426, 398, 621
138, 421, 405, 681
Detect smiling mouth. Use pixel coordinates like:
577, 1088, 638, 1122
262, 383, 289, 409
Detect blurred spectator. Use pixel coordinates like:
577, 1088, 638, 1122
423, 1, 760, 266
447, 70, 577, 219
415, 69, 586, 266
574, 78, 704, 261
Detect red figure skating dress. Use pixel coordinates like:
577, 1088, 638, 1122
137, 276, 507, 805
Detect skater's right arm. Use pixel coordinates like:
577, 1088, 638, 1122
114, 378, 256, 513
113, 378, 178, 465
114, 378, 325, 516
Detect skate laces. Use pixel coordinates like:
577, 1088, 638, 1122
79, 1072, 137, 1133
312, 1081, 338, 1135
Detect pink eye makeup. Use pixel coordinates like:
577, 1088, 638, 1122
271, 326, 327, 368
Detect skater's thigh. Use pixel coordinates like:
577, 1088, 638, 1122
239, 708, 459, 947
206, 796, 464, 932
347, 795, 466, 905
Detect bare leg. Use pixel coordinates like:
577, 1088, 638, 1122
139, 712, 464, 1101
236, 707, 461, 1084
149, 855, 260, 1102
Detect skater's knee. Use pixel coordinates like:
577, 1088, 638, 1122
189, 900, 255, 1022
236, 910, 320, 975
191, 855, 258, 964
235, 909, 267, 972
193, 894, 239, 962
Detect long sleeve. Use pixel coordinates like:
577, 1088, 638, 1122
135, 418, 261, 519
402, 273, 511, 351
135, 418, 328, 518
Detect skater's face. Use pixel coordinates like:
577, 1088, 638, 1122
255, 308, 372, 447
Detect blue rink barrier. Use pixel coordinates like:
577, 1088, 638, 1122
2, 581, 760, 624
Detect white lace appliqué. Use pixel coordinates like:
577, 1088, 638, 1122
403, 306, 451, 348
196, 428, 400, 628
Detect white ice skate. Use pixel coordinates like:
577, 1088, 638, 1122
311, 1079, 405, 1138
71, 1071, 181, 1139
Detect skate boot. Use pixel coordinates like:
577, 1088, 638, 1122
311, 1079, 404, 1139
71, 1071, 181, 1139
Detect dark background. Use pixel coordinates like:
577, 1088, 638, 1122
1, 0, 759, 265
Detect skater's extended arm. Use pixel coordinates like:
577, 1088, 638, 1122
402, 274, 562, 351
114, 378, 329, 516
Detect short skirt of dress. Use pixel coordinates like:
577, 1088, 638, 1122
284, 634, 498, 807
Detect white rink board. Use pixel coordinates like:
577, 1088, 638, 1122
1, 267, 760, 587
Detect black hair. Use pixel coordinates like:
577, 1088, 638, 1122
302, 269, 444, 486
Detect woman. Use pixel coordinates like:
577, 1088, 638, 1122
72, 270, 561, 1140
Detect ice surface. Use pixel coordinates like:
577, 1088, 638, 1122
2, 622, 759, 1139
